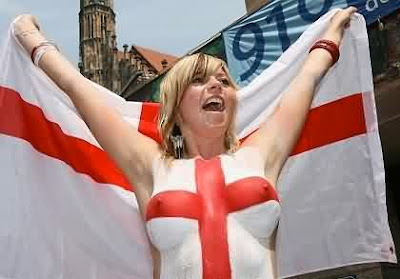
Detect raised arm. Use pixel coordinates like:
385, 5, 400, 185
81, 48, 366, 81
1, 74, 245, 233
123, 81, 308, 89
244, 7, 357, 182
13, 15, 160, 208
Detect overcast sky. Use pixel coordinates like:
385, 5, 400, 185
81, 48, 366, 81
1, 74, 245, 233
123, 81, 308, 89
0, 0, 246, 66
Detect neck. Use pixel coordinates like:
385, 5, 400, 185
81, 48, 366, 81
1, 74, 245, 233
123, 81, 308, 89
184, 134, 226, 160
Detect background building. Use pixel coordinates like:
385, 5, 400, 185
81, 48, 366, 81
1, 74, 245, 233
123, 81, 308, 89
245, 0, 270, 13
78, 0, 177, 95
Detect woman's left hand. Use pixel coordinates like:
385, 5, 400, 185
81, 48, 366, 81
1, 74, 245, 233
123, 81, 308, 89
323, 7, 358, 45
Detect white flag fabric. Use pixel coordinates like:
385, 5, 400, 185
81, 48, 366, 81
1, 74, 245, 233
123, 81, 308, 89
0, 10, 396, 279
237, 11, 397, 277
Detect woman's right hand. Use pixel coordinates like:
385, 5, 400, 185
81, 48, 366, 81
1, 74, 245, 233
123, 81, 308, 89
14, 14, 39, 33
13, 14, 44, 54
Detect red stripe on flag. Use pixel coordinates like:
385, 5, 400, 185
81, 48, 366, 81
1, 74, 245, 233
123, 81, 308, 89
291, 93, 366, 155
240, 93, 367, 156
138, 102, 161, 143
0, 85, 366, 193
0, 86, 133, 191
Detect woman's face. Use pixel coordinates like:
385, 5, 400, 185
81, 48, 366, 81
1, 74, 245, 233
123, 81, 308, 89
178, 67, 237, 139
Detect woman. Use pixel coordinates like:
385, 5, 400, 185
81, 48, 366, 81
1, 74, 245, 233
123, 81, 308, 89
14, 7, 356, 279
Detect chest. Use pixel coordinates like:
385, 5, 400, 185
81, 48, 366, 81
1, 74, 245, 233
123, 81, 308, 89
147, 151, 280, 250
146, 150, 281, 279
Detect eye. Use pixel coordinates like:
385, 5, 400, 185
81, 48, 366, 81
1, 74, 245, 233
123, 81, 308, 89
219, 78, 231, 87
192, 76, 204, 84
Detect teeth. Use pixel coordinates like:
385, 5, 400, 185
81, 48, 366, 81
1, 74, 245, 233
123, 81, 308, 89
205, 97, 223, 106
202, 96, 225, 111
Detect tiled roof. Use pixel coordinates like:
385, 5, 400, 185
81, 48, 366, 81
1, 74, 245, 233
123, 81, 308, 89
134, 45, 178, 73
115, 45, 178, 73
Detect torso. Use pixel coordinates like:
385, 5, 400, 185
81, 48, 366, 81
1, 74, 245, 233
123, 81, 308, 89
146, 147, 281, 279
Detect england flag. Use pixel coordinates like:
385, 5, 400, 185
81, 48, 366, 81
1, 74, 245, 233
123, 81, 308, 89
0, 10, 396, 279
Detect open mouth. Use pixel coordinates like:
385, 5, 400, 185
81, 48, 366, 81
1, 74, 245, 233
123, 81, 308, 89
202, 96, 225, 112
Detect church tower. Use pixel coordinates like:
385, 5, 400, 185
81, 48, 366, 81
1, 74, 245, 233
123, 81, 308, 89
78, 0, 178, 96
79, 0, 119, 91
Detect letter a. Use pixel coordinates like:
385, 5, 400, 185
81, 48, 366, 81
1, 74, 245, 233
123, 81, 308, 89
366, 0, 379, 11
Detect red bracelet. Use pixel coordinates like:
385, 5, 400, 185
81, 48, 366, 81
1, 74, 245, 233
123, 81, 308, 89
309, 39, 340, 66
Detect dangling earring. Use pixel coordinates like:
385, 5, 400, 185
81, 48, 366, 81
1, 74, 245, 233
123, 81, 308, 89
170, 124, 184, 159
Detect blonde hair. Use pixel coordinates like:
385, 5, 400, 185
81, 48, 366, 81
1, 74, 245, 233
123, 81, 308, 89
158, 53, 239, 159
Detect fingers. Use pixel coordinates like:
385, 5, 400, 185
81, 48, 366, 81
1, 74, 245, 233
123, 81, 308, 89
13, 14, 41, 39
31, 15, 40, 31
331, 6, 357, 29
334, 6, 357, 15
343, 6, 358, 21
14, 14, 40, 29
12, 14, 44, 54
347, 6, 358, 14
345, 6, 358, 27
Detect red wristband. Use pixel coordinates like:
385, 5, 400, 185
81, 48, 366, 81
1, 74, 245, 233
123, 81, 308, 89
309, 39, 340, 66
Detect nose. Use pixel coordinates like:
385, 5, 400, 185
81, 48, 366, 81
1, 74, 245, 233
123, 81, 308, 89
206, 76, 222, 92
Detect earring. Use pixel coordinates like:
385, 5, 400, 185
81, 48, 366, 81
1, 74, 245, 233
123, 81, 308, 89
170, 124, 184, 159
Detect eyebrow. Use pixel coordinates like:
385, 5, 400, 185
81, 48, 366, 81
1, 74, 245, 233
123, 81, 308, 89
215, 71, 228, 78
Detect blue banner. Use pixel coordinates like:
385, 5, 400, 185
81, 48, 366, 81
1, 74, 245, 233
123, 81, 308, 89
223, 0, 399, 85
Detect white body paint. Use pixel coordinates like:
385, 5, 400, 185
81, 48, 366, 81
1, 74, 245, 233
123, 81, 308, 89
147, 147, 281, 279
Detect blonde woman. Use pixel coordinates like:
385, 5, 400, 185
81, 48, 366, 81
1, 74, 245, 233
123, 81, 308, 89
14, 7, 356, 279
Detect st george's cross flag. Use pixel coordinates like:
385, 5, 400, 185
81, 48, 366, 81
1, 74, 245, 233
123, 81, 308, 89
0, 10, 396, 279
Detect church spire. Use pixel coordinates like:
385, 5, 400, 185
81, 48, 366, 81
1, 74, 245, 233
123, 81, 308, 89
78, 0, 117, 87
